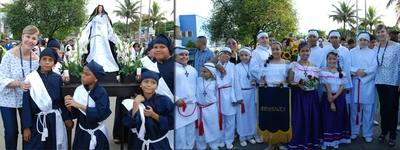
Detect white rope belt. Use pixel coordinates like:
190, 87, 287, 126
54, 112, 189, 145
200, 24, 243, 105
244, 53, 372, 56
79, 123, 104, 150
140, 133, 169, 150
36, 109, 57, 141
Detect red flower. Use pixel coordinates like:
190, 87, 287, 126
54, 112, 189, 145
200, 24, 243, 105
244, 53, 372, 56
307, 75, 312, 80
299, 79, 303, 84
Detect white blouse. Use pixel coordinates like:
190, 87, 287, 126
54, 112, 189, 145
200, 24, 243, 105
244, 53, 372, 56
0, 52, 40, 108
319, 71, 347, 93
290, 62, 320, 83
260, 63, 289, 84
375, 43, 400, 86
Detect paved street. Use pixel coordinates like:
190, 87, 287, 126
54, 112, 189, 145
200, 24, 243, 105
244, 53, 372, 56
1, 97, 400, 150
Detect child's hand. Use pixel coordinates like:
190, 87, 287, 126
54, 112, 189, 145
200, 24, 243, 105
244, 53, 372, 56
232, 102, 237, 106
64, 95, 73, 102
134, 94, 145, 103
65, 120, 74, 130
23, 128, 31, 142
327, 94, 333, 102
237, 100, 243, 104
144, 106, 155, 117
65, 98, 79, 108
175, 99, 184, 107
330, 102, 336, 112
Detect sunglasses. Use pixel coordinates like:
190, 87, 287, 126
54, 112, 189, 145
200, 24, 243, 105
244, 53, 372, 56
226, 42, 236, 45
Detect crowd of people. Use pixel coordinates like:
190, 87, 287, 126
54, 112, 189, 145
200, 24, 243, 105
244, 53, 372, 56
175, 24, 399, 150
0, 5, 399, 150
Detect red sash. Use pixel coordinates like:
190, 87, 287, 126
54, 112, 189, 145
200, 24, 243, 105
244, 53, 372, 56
356, 79, 361, 125
195, 103, 214, 136
240, 88, 252, 114
218, 86, 232, 130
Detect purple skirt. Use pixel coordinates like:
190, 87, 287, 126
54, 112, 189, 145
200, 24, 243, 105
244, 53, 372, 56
320, 92, 350, 146
288, 87, 320, 150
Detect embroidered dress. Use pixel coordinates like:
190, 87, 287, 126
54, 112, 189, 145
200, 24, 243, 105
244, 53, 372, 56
288, 62, 320, 150
319, 71, 350, 147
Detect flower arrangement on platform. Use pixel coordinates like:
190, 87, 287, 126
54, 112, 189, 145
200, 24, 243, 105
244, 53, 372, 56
282, 40, 299, 62
116, 41, 143, 76
298, 75, 319, 91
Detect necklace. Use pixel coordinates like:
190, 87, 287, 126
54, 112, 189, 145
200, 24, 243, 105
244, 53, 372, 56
328, 68, 336, 74
377, 40, 389, 71
241, 62, 250, 80
19, 47, 32, 77
182, 64, 189, 77
299, 61, 309, 77
202, 78, 212, 97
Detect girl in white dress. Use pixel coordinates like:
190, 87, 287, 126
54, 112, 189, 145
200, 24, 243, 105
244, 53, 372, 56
259, 42, 290, 150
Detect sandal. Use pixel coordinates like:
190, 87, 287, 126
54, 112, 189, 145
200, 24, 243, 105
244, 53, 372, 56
378, 135, 385, 142
389, 139, 396, 147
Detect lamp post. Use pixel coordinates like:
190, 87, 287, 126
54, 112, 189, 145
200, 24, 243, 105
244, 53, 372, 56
356, 0, 359, 36
138, 0, 143, 44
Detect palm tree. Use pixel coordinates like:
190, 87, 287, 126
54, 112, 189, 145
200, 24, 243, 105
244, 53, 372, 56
113, 0, 141, 35
148, 1, 167, 33
329, 1, 357, 39
386, 0, 400, 26
360, 6, 383, 34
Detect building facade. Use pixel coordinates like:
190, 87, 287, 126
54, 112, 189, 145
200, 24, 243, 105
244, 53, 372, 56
179, 14, 211, 47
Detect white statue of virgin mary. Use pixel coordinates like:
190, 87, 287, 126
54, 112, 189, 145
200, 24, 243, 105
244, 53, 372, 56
79, 5, 120, 72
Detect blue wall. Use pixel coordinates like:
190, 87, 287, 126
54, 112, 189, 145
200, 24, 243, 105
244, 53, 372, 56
179, 15, 211, 47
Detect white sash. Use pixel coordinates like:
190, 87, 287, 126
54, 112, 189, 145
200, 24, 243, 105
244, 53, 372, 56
25, 71, 67, 150
122, 99, 169, 150
72, 85, 110, 149
140, 56, 155, 69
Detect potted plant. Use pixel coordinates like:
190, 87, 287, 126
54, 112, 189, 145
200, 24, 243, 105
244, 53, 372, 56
116, 41, 143, 82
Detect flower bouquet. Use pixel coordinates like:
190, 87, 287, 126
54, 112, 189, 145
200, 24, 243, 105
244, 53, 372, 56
298, 75, 319, 91
282, 40, 299, 62
116, 41, 143, 82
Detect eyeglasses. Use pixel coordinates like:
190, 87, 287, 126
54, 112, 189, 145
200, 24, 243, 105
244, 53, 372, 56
226, 42, 236, 45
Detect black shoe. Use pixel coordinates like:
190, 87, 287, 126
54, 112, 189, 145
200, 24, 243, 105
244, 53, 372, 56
378, 135, 385, 142
388, 139, 396, 147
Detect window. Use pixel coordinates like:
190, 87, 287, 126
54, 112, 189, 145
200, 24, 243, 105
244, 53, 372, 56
188, 31, 193, 37
181, 31, 187, 37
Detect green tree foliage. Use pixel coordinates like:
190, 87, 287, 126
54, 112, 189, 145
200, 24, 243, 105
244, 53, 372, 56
148, 1, 167, 33
113, 0, 140, 36
185, 39, 197, 48
386, 0, 400, 26
329, 1, 357, 39
204, 0, 298, 47
156, 21, 174, 35
316, 30, 327, 39
1, 0, 87, 40
360, 6, 384, 34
